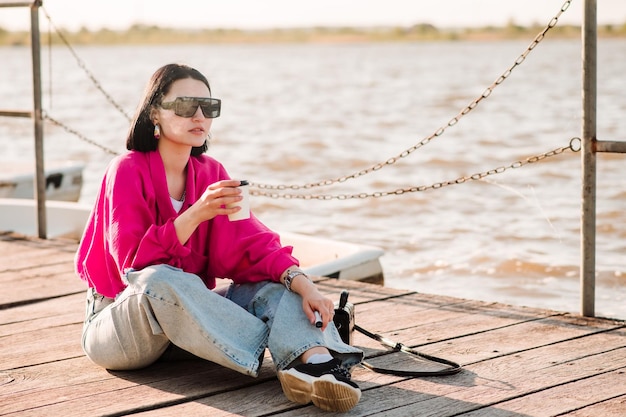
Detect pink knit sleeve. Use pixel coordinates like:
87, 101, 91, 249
106, 159, 190, 274
206, 212, 299, 284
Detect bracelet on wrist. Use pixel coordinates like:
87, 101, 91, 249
284, 269, 308, 292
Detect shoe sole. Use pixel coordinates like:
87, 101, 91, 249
278, 370, 361, 413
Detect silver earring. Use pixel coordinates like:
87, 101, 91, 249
154, 124, 161, 139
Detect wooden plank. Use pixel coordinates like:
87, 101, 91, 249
353, 292, 562, 327
2, 300, 624, 412
1, 236, 625, 416
0, 249, 75, 274
317, 277, 416, 303
0, 356, 281, 416
0, 271, 85, 308
0, 263, 74, 284
458, 369, 626, 416
371, 313, 622, 364
273, 325, 625, 415
0, 292, 85, 329
353, 333, 626, 416
0, 310, 81, 337
356, 317, 625, 386
318, 286, 571, 347
0, 285, 346, 415
127, 339, 626, 417
0, 357, 112, 398
563, 394, 626, 417
0, 288, 460, 414
129, 365, 409, 417
0, 239, 77, 272
333, 290, 622, 366
319, 283, 554, 359
0, 323, 84, 371
0, 234, 81, 308
0, 233, 77, 254
131, 380, 298, 417
348, 303, 565, 357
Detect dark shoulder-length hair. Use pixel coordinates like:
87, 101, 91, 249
126, 63, 212, 156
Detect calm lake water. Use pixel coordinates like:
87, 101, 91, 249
1, 39, 624, 318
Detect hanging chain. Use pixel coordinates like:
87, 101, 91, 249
37, 1, 577, 201
44, 113, 120, 156
252, 0, 573, 191
251, 138, 581, 200
41, 6, 132, 122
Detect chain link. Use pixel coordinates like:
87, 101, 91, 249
251, 138, 581, 200
44, 113, 120, 156
252, 0, 573, 191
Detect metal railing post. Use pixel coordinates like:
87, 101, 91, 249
30, 0, 47, 239
580, 0, 597, 317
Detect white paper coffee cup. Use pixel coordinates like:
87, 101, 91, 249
227, 180, 250, 221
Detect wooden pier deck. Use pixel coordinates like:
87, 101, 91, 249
1, 232, 624, 416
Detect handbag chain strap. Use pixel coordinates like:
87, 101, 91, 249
355, 323, 462, 377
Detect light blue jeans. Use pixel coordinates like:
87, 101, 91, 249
81, 264, 363, 376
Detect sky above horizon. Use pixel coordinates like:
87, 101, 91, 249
1, 0, 625, 31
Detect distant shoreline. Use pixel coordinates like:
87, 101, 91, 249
1, 23, 625, 46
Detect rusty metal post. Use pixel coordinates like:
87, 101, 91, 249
580, 0, 597, 317
30, 0, 47, 238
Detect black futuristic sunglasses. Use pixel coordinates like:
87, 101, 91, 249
160, 97, 221, 118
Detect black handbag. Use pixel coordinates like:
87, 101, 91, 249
334, 290, 462, 377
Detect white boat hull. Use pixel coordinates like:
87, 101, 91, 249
0, 198, 384, 284
0, 162, 84, 202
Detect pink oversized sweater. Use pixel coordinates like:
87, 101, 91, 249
75, 150, 298, 298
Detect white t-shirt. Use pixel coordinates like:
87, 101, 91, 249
171, 196, 184, 213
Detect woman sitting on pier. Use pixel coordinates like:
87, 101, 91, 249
74, 63, 363, 413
